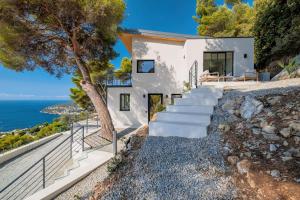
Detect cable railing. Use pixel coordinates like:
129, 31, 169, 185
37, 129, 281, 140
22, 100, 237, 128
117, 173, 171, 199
189, 60, 198, 88
0, 123, 89, 200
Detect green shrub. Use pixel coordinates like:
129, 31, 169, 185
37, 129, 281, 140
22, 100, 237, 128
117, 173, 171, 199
0, 134, 35, 152
107, 155, 123, 173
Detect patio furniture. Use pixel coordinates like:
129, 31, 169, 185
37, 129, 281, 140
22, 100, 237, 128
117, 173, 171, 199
199, 71, 220, 83
235, 71, 258, 82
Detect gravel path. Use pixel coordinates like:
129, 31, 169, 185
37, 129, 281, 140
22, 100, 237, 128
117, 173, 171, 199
101, 133, 236, 200
55, 163, 109, 200
0, 120, 100, 189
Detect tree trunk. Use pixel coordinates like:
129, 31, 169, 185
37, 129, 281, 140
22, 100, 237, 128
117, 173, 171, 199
74, 55, 114, 141
80, 81, 114, 141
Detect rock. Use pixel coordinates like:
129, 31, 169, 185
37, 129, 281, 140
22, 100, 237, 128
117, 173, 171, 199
244, 152, 252, 158
262, 125, 276, 134
270, 170, 280, 177
266, 96, 282, 105
281, 156, 293, 162
294, 178, 300, 183
222, 100, 236, 114
237, 159, 251, 175
270, 144, 279, 152
294, 136, 300, 145
227, 156, 239, 165
218, 124, 230, 133
283, 140, 289, 146
240, 96, 264, 119
266, 153, 272, 159
289, 122, 300, 132
263, 133, 281, 141
271, 69, 290, 81
280, 128, 291, 138
252, 128, 261, 135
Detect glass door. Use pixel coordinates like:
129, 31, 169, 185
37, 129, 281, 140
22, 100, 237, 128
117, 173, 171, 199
203, 52, 233, 76
148, 94, 163, 122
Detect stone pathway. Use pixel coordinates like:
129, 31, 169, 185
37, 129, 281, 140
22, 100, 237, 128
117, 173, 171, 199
0, 120, 100, 190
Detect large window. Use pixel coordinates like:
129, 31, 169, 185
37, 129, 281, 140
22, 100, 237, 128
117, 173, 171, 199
203, 52, 233, 76
137, 60, 155, 73
120, 94, 130, 111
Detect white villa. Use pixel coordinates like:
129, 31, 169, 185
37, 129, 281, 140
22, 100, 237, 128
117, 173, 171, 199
107, 29, 254, 133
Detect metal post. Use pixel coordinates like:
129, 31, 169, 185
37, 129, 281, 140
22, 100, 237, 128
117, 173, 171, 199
82, 127, 85, 151
86, 112, 89, 134
113, 130, 117, 156
96, 115, 99, 128
42, 158, 46, 188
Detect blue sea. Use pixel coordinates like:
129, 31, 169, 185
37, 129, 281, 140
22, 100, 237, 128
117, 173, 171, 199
0, 100, 70, 132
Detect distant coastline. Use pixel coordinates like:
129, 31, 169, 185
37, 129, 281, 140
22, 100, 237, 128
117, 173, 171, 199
41, 103, 81, 115
0, 100, 70, 133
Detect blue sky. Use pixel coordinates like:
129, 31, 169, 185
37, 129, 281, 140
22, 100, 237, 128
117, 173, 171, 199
0, 0, 253, 100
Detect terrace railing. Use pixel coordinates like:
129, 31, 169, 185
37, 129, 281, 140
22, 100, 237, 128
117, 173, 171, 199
0, 117, 100, 200
189, 60, 198, 88
106, 72, 132, 87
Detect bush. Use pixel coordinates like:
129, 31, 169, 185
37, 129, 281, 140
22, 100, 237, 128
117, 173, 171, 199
36, 121, 68, 139
0, 134, 35, 153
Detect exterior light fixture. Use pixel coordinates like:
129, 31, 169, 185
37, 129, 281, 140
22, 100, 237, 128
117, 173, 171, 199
244, 54, 248, 58
165, 95, 168, 98
143, 94, 146, 98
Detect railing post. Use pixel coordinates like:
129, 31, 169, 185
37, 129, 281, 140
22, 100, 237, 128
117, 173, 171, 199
42, 158, 46, 188
82, 127, 85, 151
96, 115, 99, 128
195, 61, 198, 88
70, 124, 73, 158
86, 111, 88, 134
113, 130, 117, 156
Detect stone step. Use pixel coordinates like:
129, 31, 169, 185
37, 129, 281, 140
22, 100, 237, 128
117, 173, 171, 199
156, 112, 211, 125
183, 93, 220, 101
174, 97, 218, 106
166, 105, 214, 114
149, 120, 207, 138
191, 87, 223, 98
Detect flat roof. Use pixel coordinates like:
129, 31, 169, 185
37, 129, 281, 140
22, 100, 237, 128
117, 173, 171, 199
118, 29, 253, 53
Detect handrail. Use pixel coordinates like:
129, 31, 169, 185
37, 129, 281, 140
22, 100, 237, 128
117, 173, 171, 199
189, 60, 198, 88
0, 116, 100, 200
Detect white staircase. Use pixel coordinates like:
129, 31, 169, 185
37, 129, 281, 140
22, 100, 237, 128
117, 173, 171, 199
149, 85, 223, 138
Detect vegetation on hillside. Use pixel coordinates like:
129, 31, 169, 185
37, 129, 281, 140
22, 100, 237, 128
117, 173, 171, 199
0, 112, 88, 153
254, 0, 300, 67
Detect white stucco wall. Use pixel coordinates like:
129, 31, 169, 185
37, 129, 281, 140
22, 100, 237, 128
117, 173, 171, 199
108, 37, 186, 127
184, 38, 254, 76
108, 36, 254, 128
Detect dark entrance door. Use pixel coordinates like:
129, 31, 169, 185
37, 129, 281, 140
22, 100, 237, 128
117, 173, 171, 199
148, 94, 163, 122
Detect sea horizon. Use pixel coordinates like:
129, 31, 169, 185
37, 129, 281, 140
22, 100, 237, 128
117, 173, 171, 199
0, 99, 71, 132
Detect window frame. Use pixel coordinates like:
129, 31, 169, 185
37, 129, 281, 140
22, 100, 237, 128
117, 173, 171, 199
137, 60, 155, 73
203, 51, 234, 76
120, 93, 130, 111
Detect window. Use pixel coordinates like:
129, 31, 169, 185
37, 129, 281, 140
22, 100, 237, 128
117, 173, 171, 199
137, 60, 155, 73
203, 52, 233, 76
120, 94, 130, 111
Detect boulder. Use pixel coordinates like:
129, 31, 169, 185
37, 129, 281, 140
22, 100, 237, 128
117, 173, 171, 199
283, 140, 289, 146
218, 124, 230, 133
262, 133, 281, 141
252, 128, 261, 135
271, 69, 290, 81
269, 144, 279, 152
289, 122, 300, 132
270, 170, 280, 177
222, 99, 236, 114
227, 156, 239, 165
266, 96, 282, 105
262, 125, 276, 134
294, 136, 300, 145
280, 128, 291, 138
240, 96, 264, 119
237, 159, 251, 174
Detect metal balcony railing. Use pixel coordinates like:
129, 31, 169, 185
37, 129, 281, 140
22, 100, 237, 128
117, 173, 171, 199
106, 72, 132, 87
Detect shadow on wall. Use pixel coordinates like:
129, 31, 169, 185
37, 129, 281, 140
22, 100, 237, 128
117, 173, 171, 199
133, 39, 149, 58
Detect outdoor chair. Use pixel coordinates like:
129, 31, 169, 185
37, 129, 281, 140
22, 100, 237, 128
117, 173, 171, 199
199, 70, 220, 83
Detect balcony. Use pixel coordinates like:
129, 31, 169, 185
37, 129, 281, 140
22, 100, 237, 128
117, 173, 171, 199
105, 72, 132, 87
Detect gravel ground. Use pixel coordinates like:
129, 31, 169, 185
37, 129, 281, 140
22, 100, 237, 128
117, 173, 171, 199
55, 162, 109, 200
101, 133, 236, 200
